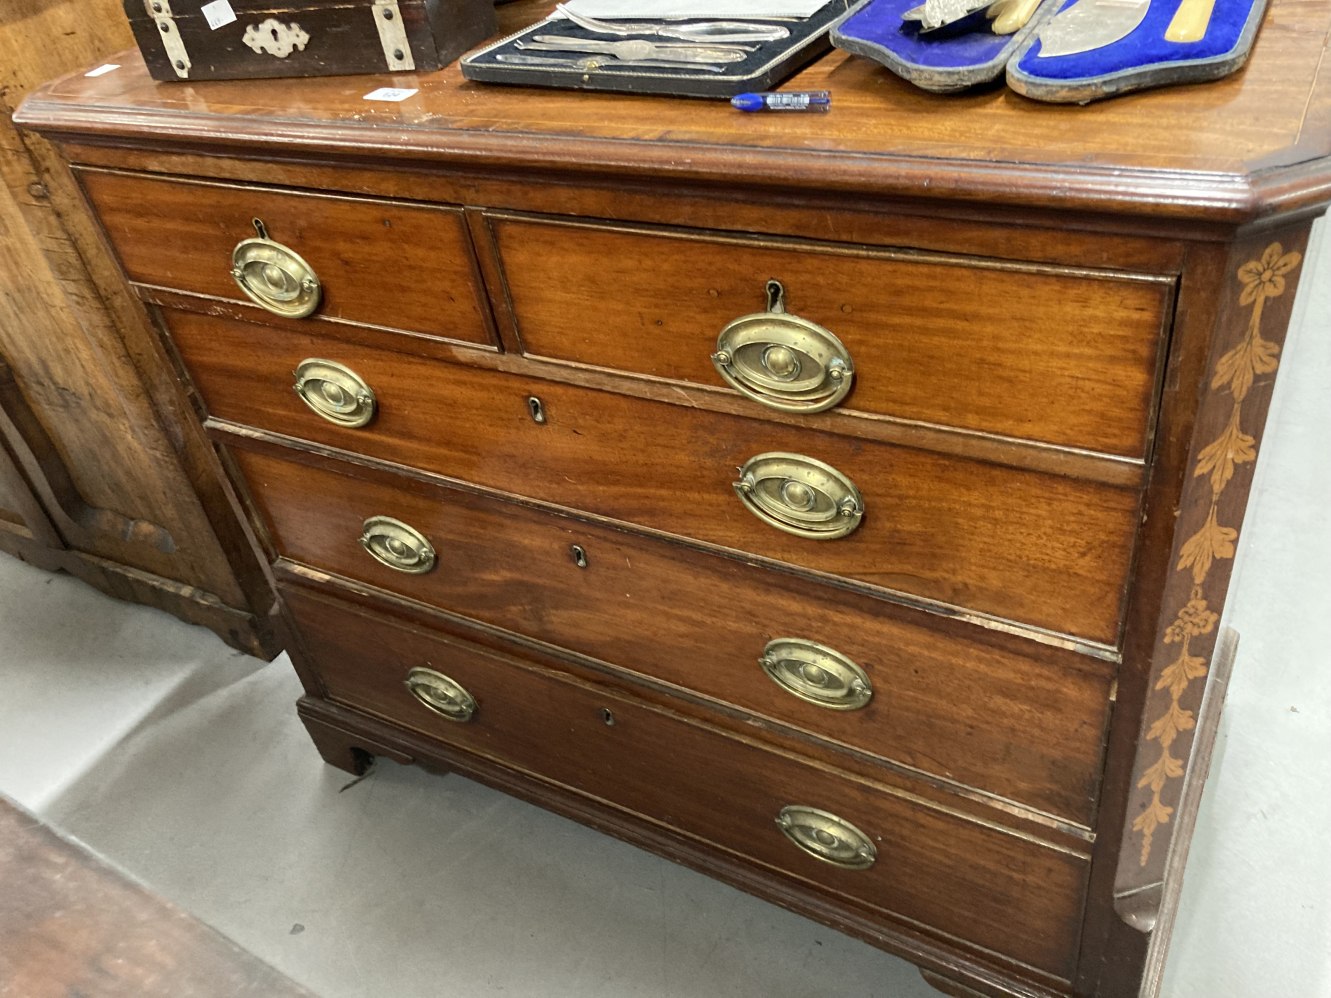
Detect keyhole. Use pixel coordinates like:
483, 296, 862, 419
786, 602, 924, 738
527, 396, 546, 424
599, 708, 615, 726
570, 544, 588, 569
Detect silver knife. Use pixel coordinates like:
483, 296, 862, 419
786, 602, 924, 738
495, 53, 727, 73
1035, 0, 1149, 57
902, 0, 1001, 31
525, 35, 748, 63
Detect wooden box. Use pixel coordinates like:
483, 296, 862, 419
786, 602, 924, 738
124, 0, 495, 81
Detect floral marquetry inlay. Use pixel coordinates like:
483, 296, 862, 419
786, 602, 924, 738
1132, 242, 1302, 866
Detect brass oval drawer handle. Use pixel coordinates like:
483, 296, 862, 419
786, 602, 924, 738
292, 358, 376, 428
712, 280, 854, 414
404, 666, 477, 722
733, 452, 864, 540
760, 638, 873, 711
776, 805, 877, 870
360, 516, 436, 574
231, 217, 322, 318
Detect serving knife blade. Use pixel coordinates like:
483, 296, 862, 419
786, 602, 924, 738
1035, 0, 1150, 57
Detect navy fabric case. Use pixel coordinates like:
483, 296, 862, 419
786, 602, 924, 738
829, 0, 1056, 92
1006, 0, 1269, 102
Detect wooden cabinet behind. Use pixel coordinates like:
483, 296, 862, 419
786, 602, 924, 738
0, 2, 275, 655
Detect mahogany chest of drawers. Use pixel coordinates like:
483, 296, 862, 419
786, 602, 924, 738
18, 5, 1331, 993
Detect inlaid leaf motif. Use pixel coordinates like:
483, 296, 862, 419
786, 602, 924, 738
1138, 748, 1185, 794
1195, 407, 1257, 494
1132, 797, 1174, 865
1213, 328, 1281, 401
1147, 699, 1197, 749
1137, 240, 1300, 868
1177, 507, 1238, 585
1157, 647, 1208, 700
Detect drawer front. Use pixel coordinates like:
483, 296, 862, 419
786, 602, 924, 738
172, 311, 1140, 643
234, 445, 1111, 825
284, 584, 1089, 981
488, 215, 1173, 458
79, 169, 493, 346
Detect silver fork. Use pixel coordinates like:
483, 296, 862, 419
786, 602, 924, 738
553, 3, 790, 43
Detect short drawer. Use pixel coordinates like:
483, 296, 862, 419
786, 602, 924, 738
234, 445, 1111, 825
284, 584, 1090, 981
487, 214, 1174, 458
78, 168, 493, 346
172, 311, 1140, 643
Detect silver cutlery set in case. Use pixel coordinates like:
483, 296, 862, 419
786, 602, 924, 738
461, 1, 846, 97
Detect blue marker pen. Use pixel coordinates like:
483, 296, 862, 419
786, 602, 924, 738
731, 90, 831, 112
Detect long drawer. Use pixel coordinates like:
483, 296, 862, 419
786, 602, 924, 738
487, 214, 1174, 458
170, 310, 1141, 643
78, 168, 494, 346
232, 444, 1112, 825
282, 583, 1090, 982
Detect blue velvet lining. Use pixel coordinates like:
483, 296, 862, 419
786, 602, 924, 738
1014, 0, 1256, 80
835, 0, 1014, 69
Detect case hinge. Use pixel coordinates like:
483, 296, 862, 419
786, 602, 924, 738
372, 0, 416, 72
144, 0, 192, 78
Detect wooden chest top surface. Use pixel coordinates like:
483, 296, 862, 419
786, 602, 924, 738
17, 0, 1331, 220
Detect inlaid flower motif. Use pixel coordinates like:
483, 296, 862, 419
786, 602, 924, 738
1164, 597, 1220, 645
1238, 243, 1302, 306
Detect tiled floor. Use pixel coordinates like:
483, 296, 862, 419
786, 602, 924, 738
1, 225, 1328, 997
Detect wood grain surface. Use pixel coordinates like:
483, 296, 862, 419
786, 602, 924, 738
80, 167, 495, 347
0, 796, 310, 998
283, 584, 1090, 982
16, 0, 1331, 220
234, 442, 1113, 825
0, 0, 276, 654
490, 213, 1173, 458
171, 309, 1143, 643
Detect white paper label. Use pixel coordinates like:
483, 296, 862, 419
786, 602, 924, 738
363, 87, 419, 102
201, 0, 237, 30
84, 63, 121, 77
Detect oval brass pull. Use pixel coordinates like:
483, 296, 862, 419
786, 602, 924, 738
231, 217, 322, 318
776, 806, 876, 870
404, 667, 477, 722
760, 639, 873, 711
360, 516, 436, 574
292, 358, 376, 428
712, 280, 854, 413
733, 452, 864, 540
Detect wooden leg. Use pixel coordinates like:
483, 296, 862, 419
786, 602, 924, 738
299, 711, 374, 776
919, 968, 991, 998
